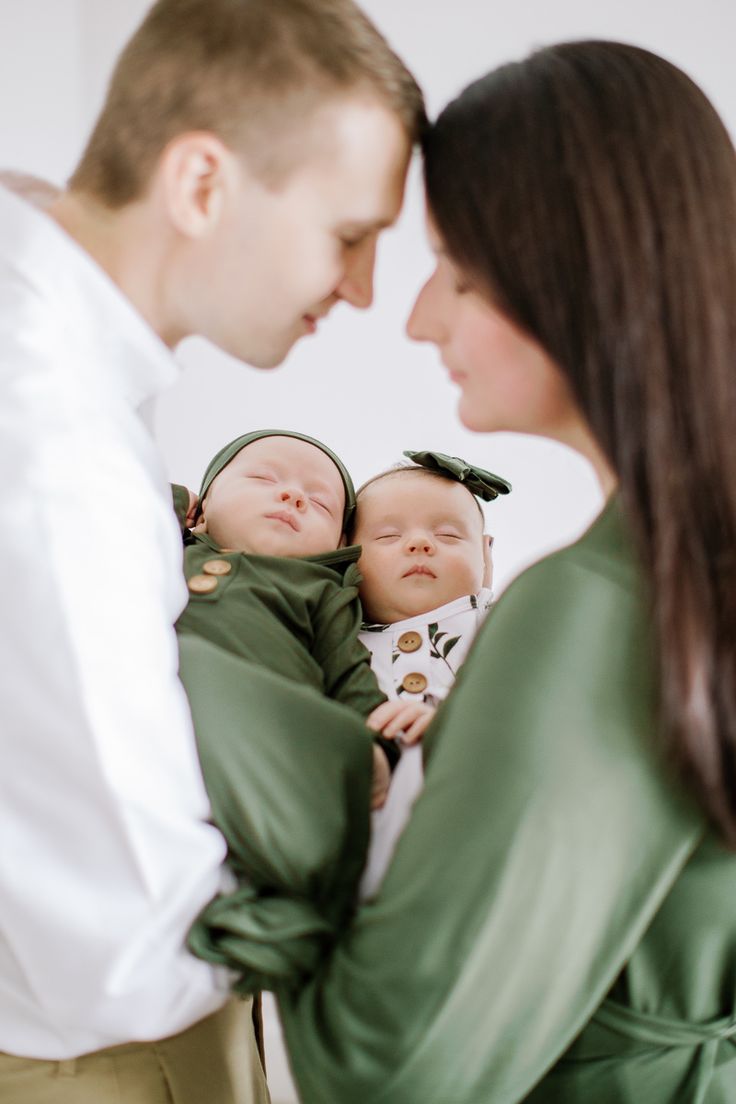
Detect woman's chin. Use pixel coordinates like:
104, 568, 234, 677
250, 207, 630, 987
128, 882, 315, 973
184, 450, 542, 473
458, 398, 494, 434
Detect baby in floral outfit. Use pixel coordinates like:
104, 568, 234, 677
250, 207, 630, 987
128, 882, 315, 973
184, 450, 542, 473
352, 452, 510, 896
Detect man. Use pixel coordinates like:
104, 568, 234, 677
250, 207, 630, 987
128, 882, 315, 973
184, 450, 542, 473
0, 1, 423, 1100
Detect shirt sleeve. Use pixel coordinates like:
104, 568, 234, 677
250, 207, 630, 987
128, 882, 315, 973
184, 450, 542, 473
0, 366, 228, 1051
277, 552, 702, 1103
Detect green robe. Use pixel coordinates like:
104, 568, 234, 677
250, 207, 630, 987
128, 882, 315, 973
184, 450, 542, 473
190, 499, 736, 1102
176, 528, 386, 990
177, 532, 385, 718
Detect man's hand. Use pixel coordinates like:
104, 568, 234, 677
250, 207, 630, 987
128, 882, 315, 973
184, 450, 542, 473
367, 699, 436, 746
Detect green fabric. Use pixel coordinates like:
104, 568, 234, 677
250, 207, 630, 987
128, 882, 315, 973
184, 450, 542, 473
198, 430, 357, 530
403, 449, 512, 500
266, 497, 736, 1104
177, 533, 385, 718
182, 636, 374, 993
171, 482, 191, 527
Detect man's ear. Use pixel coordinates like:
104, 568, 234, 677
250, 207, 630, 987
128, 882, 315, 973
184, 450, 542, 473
159, 132, 233, 238
482, 534, 494, 588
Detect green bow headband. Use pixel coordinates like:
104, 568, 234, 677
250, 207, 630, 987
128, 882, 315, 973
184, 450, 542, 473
403, 450, 512, 501
199, 430, 357, 530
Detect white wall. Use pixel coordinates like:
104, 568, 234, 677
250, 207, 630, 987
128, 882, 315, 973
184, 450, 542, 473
1, 6, 733, 1098
1, 0, 734, 593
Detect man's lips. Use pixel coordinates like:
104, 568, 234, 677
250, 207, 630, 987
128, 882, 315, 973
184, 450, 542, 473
403, 564, 436, 579
265, 510, 300, 532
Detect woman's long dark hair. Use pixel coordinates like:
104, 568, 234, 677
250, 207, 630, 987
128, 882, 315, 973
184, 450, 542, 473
424, 41, 736, 845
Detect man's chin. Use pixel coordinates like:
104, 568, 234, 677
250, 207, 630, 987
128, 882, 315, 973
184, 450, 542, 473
216, 334, 295, 371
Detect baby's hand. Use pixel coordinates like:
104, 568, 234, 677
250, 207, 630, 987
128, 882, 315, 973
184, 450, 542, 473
367, 699, 436, 746
371, 745, 391, 809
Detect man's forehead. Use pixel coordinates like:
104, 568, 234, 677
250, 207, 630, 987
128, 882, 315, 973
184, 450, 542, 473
285, 97, 410, 209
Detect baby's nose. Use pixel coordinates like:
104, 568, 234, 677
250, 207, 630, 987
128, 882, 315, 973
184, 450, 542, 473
280, 487, 306, 509
406, 533, 434, 553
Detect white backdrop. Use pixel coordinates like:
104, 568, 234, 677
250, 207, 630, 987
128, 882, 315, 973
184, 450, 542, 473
3, 0, 734, 591
1, 3, 734, 1098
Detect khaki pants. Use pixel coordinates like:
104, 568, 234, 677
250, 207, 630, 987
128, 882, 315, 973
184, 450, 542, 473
0, 998, 270, 1104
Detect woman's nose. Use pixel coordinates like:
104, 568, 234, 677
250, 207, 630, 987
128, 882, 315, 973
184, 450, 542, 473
406, 273, 443, 344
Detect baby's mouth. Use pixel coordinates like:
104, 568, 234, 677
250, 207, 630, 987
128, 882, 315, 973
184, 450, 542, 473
265, 511, 300, 532
403, 564, 436, 579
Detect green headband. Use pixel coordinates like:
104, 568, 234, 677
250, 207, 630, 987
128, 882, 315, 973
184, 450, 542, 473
403, 450, 512, 501
199, 429, 357, 530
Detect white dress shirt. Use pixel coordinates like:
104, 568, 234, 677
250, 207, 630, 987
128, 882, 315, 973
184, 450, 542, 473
0, 185, 229, 1058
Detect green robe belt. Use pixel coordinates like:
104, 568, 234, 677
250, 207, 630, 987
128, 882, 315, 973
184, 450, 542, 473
532, 996, 736, 1104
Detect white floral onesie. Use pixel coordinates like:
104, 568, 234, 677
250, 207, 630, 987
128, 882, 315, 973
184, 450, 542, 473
359, 588, 493, 897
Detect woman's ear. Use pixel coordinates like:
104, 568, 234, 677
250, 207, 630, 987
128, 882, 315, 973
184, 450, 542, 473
482, 534, 494, 588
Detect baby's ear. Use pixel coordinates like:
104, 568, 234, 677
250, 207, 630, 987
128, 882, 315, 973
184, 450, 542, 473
338, 532, 348, 548
191, 507, 208, 535
482, 534, 494, 588
185, 490, 200, 529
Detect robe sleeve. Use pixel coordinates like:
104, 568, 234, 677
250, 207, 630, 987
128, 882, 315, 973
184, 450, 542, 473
277, 549, 703, 1103
312, 575, 386, 718
180, 634, 375, 992
170, 482, 191, 534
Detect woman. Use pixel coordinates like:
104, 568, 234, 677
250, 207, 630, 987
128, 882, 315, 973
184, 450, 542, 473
269, 40, 736, 1103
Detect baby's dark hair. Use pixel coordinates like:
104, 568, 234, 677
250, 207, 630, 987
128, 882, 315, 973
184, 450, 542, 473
347, 463, 485, 543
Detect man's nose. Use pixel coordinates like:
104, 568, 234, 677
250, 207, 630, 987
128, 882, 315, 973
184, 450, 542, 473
335, 238, 376, 310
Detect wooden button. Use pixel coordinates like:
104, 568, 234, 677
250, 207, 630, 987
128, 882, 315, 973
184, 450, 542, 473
188, 574, 218, 595
202, 559, 232, 576
397, 630, 422, 653
401, 672, 428, 695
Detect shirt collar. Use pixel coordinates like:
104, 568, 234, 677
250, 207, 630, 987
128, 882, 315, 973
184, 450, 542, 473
362, 588, 493, 633
0, 184, 179, 408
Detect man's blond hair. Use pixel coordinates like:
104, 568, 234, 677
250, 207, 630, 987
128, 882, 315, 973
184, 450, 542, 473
70, 0, 425, 207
